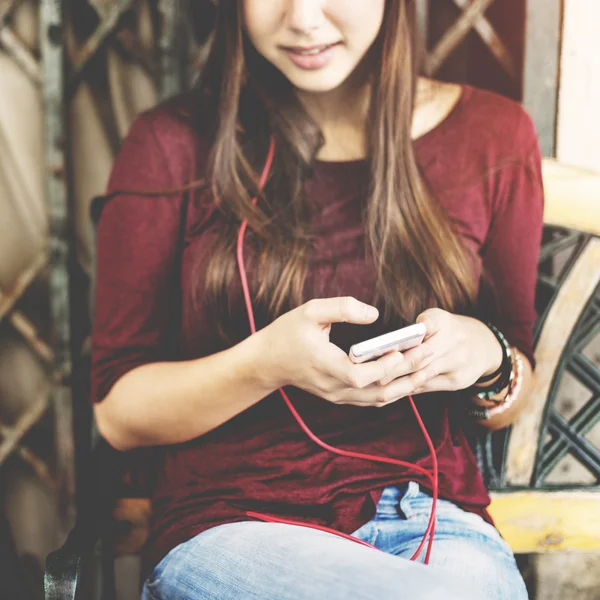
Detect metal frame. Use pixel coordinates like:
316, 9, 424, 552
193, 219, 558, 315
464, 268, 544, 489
533, 278, 600, 486
158, 0, 186, 99
41, 0, 76, 529
477, 227, 600, 490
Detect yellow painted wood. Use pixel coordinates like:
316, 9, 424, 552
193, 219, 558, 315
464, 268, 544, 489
113, 498, 151, 555
542, 159, 600, 236
489, 490, 600, 553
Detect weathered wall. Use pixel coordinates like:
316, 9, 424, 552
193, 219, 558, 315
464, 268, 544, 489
556, 0, 600, 174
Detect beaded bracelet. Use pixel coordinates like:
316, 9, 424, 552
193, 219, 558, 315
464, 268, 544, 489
472, 323, 512, 402
465, 348, 524, 420
486, 349, 524, 418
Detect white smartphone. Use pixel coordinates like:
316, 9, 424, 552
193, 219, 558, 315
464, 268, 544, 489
349, 323, 427, 364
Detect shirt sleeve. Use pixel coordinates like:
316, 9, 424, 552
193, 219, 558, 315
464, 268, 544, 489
478, 113, 545, 368
91, 114, 185, 403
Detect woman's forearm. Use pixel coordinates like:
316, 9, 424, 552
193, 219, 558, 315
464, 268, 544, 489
94, 330, 278, 451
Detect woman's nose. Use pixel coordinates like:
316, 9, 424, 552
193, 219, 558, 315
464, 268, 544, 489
285, 0, 326, 35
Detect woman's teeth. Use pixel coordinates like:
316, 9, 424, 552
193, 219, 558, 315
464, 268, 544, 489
295, 45, 333, 55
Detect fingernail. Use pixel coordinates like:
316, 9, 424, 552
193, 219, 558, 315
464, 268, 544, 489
365, 306, 379, 319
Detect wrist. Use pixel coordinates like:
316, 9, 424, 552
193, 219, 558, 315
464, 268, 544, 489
238, 328, 286, 393
469, 322, 513, 401
466, 348, 524, 425
478, 321, 504, 378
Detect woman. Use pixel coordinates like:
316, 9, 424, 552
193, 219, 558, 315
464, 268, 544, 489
92, 1, 543, 598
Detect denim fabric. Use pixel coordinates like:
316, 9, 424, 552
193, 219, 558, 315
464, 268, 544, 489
143, 482, 527, 600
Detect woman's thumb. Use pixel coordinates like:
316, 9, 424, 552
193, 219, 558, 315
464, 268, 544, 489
304, 297, 379, 324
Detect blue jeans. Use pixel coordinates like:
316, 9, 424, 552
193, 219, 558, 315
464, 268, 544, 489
143, 482, 527, 599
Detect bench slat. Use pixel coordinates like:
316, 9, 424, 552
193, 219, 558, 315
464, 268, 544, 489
489, 489, 600, 553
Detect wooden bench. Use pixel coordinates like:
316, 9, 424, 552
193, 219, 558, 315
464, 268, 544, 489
44, 159, 600, 598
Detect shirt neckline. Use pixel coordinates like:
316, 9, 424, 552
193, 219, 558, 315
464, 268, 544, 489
314, 84, 471, 170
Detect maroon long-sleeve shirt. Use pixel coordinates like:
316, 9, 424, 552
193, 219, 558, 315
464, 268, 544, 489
92, 85, 544, 569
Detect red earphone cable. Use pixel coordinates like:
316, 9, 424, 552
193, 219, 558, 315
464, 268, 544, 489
236, 137, 438, 563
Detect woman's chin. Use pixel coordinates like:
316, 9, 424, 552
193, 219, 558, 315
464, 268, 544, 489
283, 70, 353, 95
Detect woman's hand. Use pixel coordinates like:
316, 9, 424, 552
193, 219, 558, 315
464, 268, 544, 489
376, 308, 504, 398
257, 297, 435, 407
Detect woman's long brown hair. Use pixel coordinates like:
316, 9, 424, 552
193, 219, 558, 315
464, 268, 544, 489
198, 0, 477, 342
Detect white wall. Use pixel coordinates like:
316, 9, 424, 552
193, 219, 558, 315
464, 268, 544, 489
556, 0, 600, 173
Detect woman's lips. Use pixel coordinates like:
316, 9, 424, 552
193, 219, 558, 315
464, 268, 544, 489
281, 43, 340, 70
